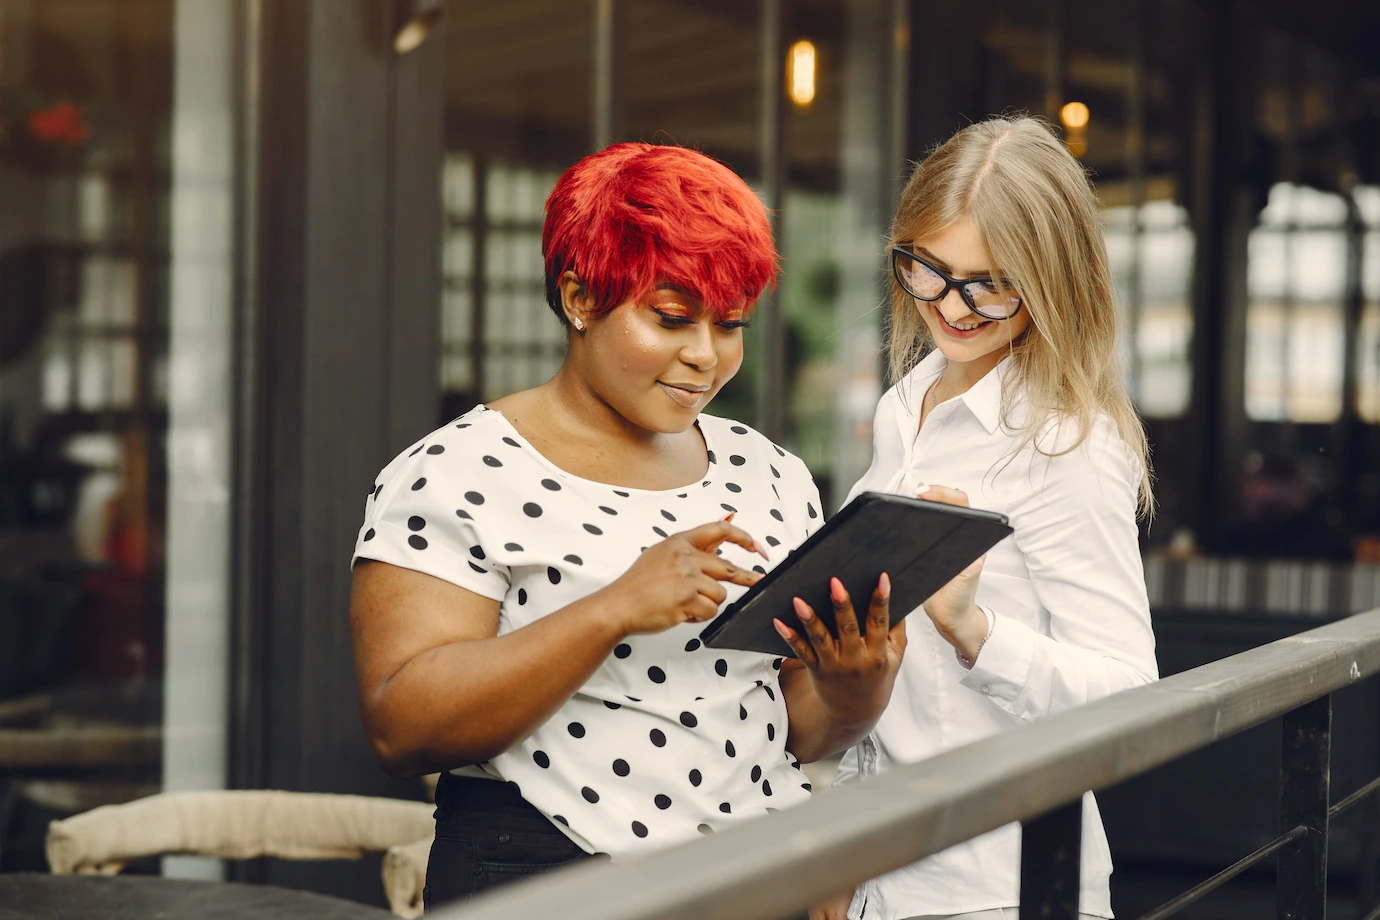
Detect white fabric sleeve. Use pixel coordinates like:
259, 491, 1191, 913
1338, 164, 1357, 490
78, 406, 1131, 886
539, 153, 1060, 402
352, 448, 511, 602
958, 424, 1157, 720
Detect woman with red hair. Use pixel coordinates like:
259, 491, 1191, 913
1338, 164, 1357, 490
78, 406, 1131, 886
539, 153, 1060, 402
350, 143, 906, 908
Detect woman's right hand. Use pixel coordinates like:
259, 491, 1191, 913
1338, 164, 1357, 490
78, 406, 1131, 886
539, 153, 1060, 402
601, 518, 767, 637
809, 892, 853, 920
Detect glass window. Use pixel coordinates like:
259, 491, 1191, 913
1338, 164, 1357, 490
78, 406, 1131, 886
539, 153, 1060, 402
1357, 185, 1380, 424
1245, 183, 1349, 422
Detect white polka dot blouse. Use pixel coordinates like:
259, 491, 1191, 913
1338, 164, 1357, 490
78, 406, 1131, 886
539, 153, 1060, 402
352, 405, 824, 858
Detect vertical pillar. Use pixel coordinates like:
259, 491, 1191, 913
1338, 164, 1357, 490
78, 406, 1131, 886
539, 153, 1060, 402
1021, 797, 1084, 920
1277, 695, 1331, 920
758, 0, 787, 443
591, 0, 624, 151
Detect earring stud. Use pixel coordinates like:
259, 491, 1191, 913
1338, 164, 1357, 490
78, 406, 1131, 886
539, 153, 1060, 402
573, 317, 585, 331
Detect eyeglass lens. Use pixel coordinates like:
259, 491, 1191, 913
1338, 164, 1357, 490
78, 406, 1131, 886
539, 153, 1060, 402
895, 250, 1021, 319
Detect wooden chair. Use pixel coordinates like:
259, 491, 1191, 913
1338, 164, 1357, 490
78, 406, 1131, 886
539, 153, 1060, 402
45, 790, 434, 918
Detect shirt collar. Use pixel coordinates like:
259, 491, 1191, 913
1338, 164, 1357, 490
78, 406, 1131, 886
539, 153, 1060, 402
896, 350, 1010, 436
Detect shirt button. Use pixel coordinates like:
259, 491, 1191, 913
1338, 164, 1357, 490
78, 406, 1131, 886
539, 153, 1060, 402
497, 833, 510, 843
980, 685, 992, 695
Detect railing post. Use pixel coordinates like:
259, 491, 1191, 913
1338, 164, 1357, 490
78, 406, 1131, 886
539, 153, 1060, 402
1021, 797, 1083, 920
1278, 694, 1331, 920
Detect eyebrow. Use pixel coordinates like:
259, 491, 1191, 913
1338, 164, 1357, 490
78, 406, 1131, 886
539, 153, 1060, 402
916, 247, 993, 279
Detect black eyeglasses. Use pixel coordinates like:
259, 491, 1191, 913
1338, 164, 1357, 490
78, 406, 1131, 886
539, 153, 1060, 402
891, 246, 1024, 321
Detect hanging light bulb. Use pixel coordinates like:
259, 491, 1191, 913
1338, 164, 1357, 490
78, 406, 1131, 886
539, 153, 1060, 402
1059, 101, 1089, 157
787, 40, 817, 108
394, 0, 443, 54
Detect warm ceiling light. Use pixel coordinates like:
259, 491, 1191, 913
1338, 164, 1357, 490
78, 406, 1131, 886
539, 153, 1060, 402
394, 0, 442, 54
1060, 101, 1090, 131
787, 40, 817, 108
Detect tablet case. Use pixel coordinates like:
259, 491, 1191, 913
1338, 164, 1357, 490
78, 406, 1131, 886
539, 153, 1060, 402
699, 491, 1013, 657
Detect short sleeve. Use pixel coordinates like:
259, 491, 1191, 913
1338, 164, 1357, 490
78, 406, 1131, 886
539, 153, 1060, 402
352, 440, 511, 602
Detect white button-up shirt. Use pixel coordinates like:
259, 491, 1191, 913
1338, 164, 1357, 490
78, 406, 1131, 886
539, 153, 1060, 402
836, 351, 1158, 920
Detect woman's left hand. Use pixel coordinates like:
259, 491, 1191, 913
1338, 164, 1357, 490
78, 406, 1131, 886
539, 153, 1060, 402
772, 574, 906, 733
914, 484, 988, 661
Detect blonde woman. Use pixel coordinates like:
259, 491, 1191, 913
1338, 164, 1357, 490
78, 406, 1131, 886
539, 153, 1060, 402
816, 116, 1158, 920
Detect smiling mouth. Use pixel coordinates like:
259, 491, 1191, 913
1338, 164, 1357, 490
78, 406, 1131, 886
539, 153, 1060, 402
936, 309, 992, 334
658, 381, 710, 408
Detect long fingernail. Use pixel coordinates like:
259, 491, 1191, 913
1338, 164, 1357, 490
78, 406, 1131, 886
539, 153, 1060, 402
754, 539, 770, 561
878, 572, 891, 599
830, 577, 846, 603
722, 511, 736, 522
915, 484, 930, 496
793, 597, 813, 621
772, 618, 790, 639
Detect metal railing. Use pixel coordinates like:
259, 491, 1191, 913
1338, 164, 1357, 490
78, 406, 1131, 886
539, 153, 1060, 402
437, 607, 1380, 920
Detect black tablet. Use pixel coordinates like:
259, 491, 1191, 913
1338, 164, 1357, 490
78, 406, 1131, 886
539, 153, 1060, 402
699, 491, 1013, 657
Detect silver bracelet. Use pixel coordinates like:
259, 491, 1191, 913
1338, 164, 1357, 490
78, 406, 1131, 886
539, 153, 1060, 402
956, 607, 995, 669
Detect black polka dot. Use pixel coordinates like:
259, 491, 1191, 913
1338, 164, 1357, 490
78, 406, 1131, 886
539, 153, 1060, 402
502, 436, 520, 447
689, 769, 702, 787
524, 502, 543, 518
631, 821, 648, 838
752, 565, 766, 575
456, 509, 472, 520
599, 506, 617, 515
541, 478, 561, 491
409, 445, 424, 457
363, 528, 375, 541
654, 794, 672, 810
767, 723, 776, 741
739, 705, 747, 720
614, 490, 630, 497
751, 765, 762, 782
719, 802, 732, 813
661, 509, 676, 522
568, 722, 586, 738
582, 787, 599, 803
649, 729, 666, 747
482, 456, 502, 468
427, 445, 445, 455
725, 483, 742, 493
729, 455, 746, 466
455, 422, 471, 429
468, 562, 486, 574
770, 509, 784, 522
808, 503, 818, 519
408, 535, 428, 550
764, 686, 776, 702
371, 484, 381, 499
772, 484, 781, 500
679, 711, 698, 728
770, 465, 780, 478
614, 644, 632, 659
604, 700, 621, 710
504, 542, 523, 552
765, 536, 781, 547
648, 666, 666, 683
652, 526, 668, 538
684, 638, 701, 652
584, 523, 603, 535
773, 444, 785, 456
626, 695, 642, 702
464, 491, 485, 505
772, 658, 783, 670
518, 588, 528, 605
470, 545, 485, 560
731, 425, 748, 434
408, 515, 426, 531
548, 567, 561, 584
763, 780, 773, 796
613, 759, 630, 776
698, 823, 714, 835
678, 493, 688, 498
411, 477, 427, 491
715, 659, 728, 677
564, 554, 583, 565
553, 814, 568, 826
533, 750, 550, 769
725, 740, 736, 757
802, 782, 813, 792
707, 450, 717, 464
720, 503, 737, 513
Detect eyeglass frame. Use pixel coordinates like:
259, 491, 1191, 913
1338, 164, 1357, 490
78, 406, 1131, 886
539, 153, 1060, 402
890, 246, 1024, 321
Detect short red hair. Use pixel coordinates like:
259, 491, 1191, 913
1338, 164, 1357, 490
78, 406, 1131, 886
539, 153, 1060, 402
542, 143, 778, 323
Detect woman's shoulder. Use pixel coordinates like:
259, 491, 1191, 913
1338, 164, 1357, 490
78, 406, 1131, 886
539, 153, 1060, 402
373, 406, 519, 485
698, 413, 808, 475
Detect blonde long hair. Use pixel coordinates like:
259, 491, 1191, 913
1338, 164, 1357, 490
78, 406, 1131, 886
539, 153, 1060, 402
888, 115, 1154, 518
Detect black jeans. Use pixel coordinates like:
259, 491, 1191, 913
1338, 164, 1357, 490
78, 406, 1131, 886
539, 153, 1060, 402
423, 772, 592, 911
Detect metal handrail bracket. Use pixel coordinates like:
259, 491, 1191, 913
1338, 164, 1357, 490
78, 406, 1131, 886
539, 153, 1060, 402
437, 608, 1380, 920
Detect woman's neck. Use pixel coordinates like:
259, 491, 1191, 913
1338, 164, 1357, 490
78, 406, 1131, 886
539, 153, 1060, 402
935, 349, 1004, 398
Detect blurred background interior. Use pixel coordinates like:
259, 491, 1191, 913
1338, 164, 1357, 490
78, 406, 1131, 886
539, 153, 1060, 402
0, 0, 1378, 916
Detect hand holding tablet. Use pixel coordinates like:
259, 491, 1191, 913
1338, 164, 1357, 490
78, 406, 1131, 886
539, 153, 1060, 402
699, 492, 1013, 657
